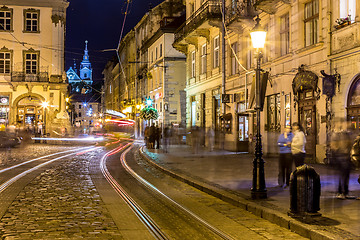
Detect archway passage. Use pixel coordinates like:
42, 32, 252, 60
347, 76, 360, 130
16, 96, 44, 130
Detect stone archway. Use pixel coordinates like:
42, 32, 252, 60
12, 93, 45, 129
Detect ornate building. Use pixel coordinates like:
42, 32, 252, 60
0, 0, 69, 134
66, 41, 101, 133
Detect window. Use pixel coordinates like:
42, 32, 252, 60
0, 51, 11, 74
79, 105, 82, 109
213, 36, 220, 68
266, 94, 281, 132
304, 0, 319, 47
230, 42, 238, 75
159, 44, 163, 57
24, 51, 39, 74
0, 7, 12, 31
151, 51, 154, 63
191, 51, 196, 78
190, 3, 195, 15
340, 0, 356, 21
280, 14, 290, 56
201, 44, 207, 74
155, 47, 158, 59
24, 9, 40, 32
79, 112, 82, 117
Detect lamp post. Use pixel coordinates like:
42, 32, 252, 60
250, 16, 267, 199
41, 101, 49, 136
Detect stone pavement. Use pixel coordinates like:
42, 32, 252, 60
142, 144, 360, 240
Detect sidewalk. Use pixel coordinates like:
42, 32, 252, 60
140, 144, 360, 240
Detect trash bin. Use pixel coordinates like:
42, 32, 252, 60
289, 164, 321, 217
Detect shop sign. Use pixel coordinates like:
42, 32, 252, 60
0, 97, 9, 105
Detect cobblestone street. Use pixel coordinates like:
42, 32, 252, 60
0, 146, 123, 239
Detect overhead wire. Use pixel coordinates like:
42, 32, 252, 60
219, 0, 251, 73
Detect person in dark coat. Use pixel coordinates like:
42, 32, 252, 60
155, 126, 161, 149
149, 124, 156, 149
277, 126, 293, 188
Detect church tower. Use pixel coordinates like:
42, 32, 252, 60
79, 40, 92, 84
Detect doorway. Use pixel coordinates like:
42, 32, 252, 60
298, 90, 317, 160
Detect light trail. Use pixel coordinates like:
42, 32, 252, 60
31, 136, 104, 141
0, 146, 95, 174
0, 146, 98, 193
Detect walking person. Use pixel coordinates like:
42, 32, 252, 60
149, 124, 156, 149
207, 126, 215, 152
277, 126, 294, 188
144, 125, 149, 148
291, 122, 306, 167
155, 125, 161, 149
330, 119, 355, 199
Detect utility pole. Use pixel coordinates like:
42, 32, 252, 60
222, 0, 226, 116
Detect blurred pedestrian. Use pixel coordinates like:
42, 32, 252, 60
144, 125, 149, 147
191, 126, 200, 154
330, 119, 355, 199
291, 122, 306, 167
163, 125, 171, 153
277, 126, 293, 188
155, 125, 161, 149
149, 124, 156, 149
207, 126, 215, 151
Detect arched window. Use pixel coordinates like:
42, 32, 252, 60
347, 75, 360, 129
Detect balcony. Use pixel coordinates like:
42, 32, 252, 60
225, 0, 257, 27
174, 0, 221, 45
11, 71, 49, 82
331, 21, 360, 55
254, 0, 290, 14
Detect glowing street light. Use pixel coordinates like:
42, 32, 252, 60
250, 16, 267, 199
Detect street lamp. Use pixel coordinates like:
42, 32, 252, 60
250, 16, 267, 199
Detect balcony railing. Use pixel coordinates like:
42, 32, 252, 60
174, 0, 221, 43
225, 0, 257, 25
11, 71, 49, 82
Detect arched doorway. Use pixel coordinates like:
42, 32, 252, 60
16, 96, 44, 130
347, 75, 360, 130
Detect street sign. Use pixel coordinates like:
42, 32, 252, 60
222, 94, 231, 103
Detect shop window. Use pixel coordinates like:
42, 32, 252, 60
266, 93, 281, 132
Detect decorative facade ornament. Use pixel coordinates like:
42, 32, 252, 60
292, 65, 321, 107
51, 14, 66, 26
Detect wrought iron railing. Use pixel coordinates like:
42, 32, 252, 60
174, 0, 221, 43
11, 71, 49, 82
225, 0, 257, 25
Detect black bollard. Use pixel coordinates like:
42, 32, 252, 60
289, 164, 321, 218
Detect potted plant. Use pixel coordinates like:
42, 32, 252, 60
335, 14, 351, 29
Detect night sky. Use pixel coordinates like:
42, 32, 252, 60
65, 0, 164, 83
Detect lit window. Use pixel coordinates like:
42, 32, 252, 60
24, 51, 39, 74
0, 51, 11, 74
201, 44, 207, 74
340, 0, 356, 21
280, 13, 290, 56
0, 7, 12, 31
213, 36, 220, 68
304, 0, 319, 47
191, 51, 196, 78
24, 9, 40, 32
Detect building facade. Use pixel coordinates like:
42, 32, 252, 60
0, 0, 69, 134
173, 0, 360, 163
103, 0, 186, 137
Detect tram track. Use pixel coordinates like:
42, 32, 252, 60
101, 143, 234, 240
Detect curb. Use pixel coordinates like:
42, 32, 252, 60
139, 147, 358, 240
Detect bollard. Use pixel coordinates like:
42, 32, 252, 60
289, 164, 321, 217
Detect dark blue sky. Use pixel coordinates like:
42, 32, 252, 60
65, 0, 164, 82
